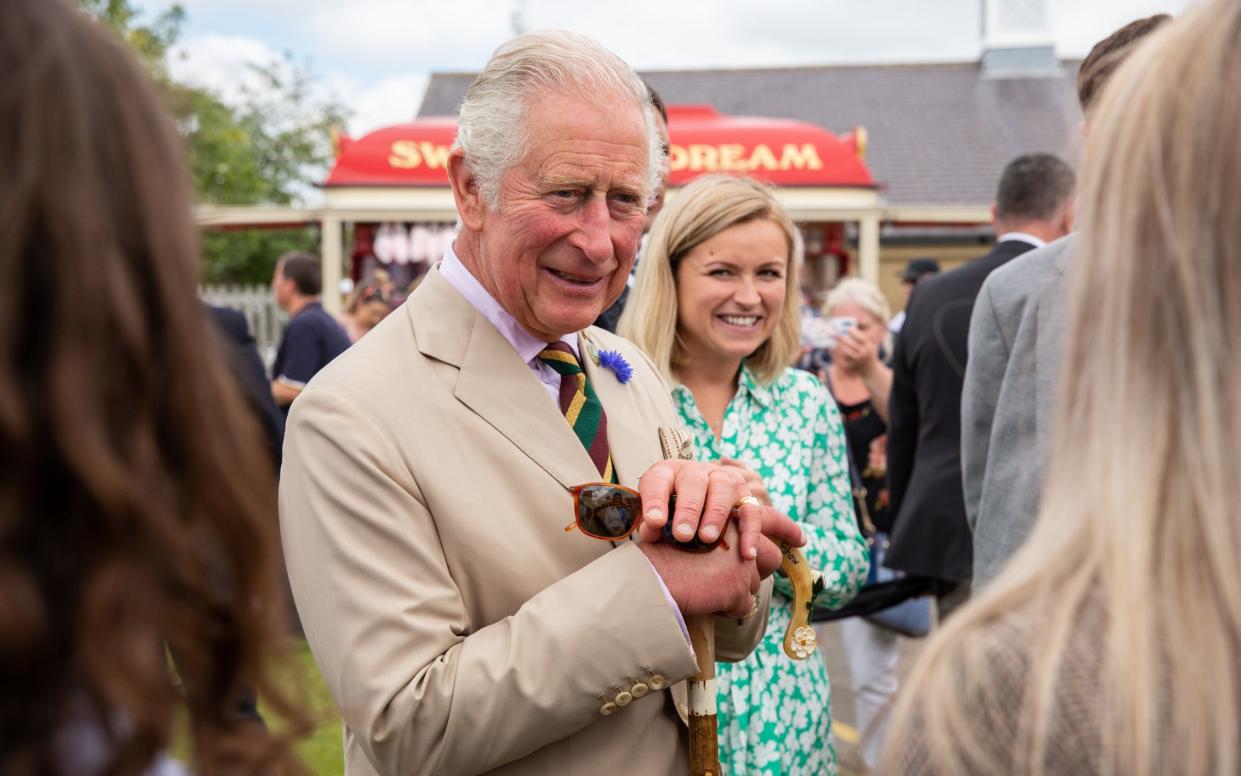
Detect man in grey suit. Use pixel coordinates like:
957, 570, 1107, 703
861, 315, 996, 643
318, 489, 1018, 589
962, 13, 1172, 588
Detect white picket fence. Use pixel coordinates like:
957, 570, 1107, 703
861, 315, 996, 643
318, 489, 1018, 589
201, 285, 287, 368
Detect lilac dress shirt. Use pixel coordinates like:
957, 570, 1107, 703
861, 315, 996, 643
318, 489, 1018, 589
437, 246, 688, 639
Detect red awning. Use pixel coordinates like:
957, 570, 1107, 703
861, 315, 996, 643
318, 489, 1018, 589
324, 116, 458, 187
324, 105, 874, 189
663, 105, 872, 187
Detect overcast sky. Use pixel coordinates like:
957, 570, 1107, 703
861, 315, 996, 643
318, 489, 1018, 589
142, 0, 1194, 136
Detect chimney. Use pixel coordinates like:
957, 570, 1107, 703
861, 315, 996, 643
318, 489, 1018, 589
981, 0, 1060, 77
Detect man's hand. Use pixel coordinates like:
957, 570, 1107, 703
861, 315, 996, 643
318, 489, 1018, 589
718, 456, 771, 507
634, 459, 805, 617
638, 521, 758, 617
635, 459, 803, 560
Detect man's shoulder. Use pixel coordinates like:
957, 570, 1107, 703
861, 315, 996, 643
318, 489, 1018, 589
206, 304, 249, 343
981, 234, 1076, 310
298, 307, 418, 406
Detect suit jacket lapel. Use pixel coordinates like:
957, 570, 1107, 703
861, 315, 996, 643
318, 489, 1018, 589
579, 331, 650, 488
409, 269, 600, 489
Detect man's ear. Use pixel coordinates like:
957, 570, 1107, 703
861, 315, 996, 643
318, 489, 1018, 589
1060, 197, 1077, 236
447, 150, 485, 231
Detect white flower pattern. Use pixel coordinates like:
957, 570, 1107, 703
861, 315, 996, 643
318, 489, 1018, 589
674, 366, 870, 775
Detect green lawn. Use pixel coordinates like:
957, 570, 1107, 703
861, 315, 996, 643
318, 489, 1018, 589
173, 639, 344, 774
282, 640, 345, 774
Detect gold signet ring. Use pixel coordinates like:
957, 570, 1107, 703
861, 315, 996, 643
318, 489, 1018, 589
734, 495, 761, 509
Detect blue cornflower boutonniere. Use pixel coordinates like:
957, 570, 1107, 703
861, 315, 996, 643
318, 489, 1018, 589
582, 332, 634, 385
597, 349, 633, 384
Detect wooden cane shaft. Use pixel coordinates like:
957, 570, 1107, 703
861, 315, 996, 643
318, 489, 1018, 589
688, 714, 719, 776
686, 615, 719, 776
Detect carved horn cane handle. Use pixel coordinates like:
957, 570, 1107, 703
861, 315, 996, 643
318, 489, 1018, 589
778, 542, 825, 660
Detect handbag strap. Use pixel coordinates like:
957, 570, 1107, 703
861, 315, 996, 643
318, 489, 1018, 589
824, 369, 877, 538
842, 428, 877, 538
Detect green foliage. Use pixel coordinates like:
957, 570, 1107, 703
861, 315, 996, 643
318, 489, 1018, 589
80, 0, 184, 74
79, 0, 349, 285
201, 228, 321, 286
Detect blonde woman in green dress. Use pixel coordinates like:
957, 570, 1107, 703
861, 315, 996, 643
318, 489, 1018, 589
620, 174, 869, 775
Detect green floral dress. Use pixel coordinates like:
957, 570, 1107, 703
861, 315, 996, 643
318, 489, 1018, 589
673, 365, 869, 775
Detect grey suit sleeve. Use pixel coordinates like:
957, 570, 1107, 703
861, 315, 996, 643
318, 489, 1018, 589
961, 279, 1008, 533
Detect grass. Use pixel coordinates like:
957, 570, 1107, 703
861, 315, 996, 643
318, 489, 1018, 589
172, 638, 344, 774
285, 640, 345, 774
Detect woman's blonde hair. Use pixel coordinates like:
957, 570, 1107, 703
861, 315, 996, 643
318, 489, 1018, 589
618, 174, 800, 385
885, 4, 1241, 774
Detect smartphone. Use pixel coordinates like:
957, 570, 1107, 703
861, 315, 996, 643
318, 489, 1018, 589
824, 316, 858, 348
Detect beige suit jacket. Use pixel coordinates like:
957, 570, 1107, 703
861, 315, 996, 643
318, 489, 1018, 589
280, 269, 770, 775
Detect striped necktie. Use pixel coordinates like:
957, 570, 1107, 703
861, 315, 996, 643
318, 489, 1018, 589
538, 342, 614, 482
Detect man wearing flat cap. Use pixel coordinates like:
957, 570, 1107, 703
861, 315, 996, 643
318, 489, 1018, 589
889, 257, 940, 334
279, 30, 805, 776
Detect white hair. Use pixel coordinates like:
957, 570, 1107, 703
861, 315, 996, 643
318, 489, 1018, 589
824, 276, 892, 325
453, 30, 663, 209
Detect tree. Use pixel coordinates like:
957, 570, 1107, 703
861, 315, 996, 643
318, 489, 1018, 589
79, 0, 184, 74
79, 0, 349, 285
167, 60, 348, 285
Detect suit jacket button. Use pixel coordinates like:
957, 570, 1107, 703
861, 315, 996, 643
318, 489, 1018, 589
630, 682, 649, 698
599, 702, 617, 716
614, 691, 633, 706
649, 674, 667, 690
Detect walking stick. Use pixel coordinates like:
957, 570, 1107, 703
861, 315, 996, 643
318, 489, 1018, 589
655, 428, 825, 776
685, 542, 825, 776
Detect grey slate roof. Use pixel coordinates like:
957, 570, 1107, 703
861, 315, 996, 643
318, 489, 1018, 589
417, 61, 1084, 207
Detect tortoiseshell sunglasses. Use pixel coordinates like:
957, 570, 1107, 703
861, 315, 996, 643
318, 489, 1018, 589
566, 482, 728, 552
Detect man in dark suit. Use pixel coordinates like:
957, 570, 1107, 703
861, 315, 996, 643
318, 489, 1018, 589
205, 303, 284, 467
885, 153, 1076, 619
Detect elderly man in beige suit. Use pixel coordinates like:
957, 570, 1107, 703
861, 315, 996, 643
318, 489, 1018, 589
280, 31, 806, 776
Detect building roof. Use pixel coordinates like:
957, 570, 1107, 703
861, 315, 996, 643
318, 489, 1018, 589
417, 61, 1084, 208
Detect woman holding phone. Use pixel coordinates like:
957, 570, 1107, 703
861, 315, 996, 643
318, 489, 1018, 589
621, 174, 868, 775
824, 279, 893, 425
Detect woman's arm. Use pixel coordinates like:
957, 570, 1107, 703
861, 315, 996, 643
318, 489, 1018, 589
762, 375, 870, 607
860, 359, 894, 424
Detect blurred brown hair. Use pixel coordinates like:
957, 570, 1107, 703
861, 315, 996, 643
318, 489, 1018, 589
0, 0, 308, 773
1076, 13, 1171, 113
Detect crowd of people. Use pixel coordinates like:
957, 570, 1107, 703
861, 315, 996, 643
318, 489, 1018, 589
3, 0, 1239, 775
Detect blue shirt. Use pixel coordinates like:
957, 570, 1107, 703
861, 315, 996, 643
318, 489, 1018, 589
272, 301, 350, 392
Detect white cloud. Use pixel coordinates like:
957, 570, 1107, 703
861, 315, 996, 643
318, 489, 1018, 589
168, 33, 426, 136
155, 0, 1195, 138
1052, 0, 1194, 55
325, 72, 431, 136
522, 0, 981, 68
303, 0, 511, 70
168, 34, 285, 106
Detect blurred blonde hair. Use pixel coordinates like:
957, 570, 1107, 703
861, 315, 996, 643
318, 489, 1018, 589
885, 4, 1241, 774
618, 174, 800, 385
823, 277, 891, 326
